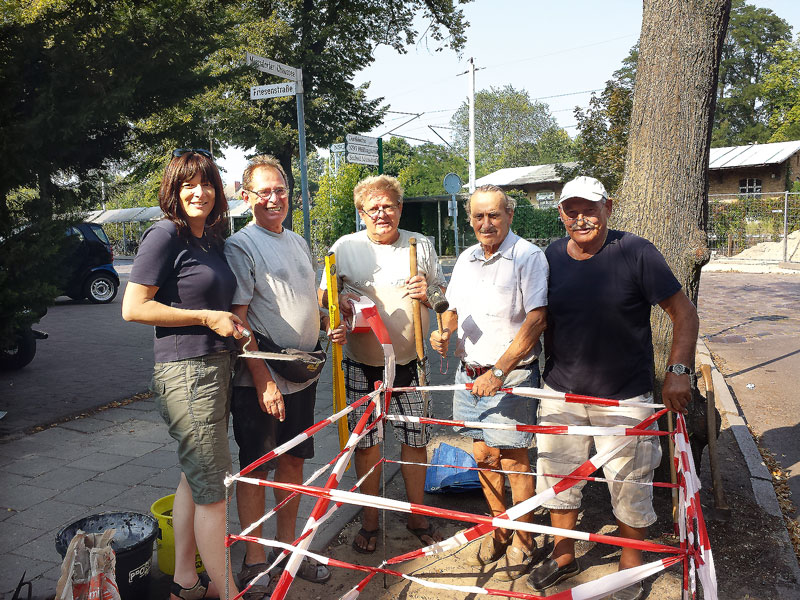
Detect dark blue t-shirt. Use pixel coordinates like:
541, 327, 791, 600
543, 230, 681, 399
130, 220, 236, 362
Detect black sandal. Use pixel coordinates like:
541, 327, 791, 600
351, 527, 379, 554
170, 572, 212, 600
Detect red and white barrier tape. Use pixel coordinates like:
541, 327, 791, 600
386, 413, 671, 436
228, 294, 717, 599
390, 384, 664, 409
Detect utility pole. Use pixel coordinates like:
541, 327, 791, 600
468, 57, 476, 193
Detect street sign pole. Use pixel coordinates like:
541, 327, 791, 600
246, 52, 311, 247
378, 137, 383, 175
294, 69, 312, 248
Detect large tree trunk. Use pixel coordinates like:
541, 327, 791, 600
616, 0, 731, 385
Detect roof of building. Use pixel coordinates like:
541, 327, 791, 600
709, 141, 800, 170
472, 162, 577, 188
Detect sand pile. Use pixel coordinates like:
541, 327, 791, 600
732, 229, 800, 261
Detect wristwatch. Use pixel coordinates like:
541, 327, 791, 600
666, 363, 696, 386
491, 366, 506, 381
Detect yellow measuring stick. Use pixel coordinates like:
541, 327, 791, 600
325, 252, 350, 465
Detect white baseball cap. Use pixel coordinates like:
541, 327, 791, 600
559, 176, 608, 204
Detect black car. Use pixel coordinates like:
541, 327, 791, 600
64, 222, 120, 303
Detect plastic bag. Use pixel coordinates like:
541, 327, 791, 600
55, 529, 121, 600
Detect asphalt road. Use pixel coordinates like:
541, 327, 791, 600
698, 271, 800, 519
0, 260, 154, 439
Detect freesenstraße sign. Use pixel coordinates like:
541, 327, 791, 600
246, 51, 298, 81
250, 82, 296, 100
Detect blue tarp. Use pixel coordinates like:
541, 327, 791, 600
424, 442, 482, 493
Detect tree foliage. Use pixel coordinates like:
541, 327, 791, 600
571, 0, 794, 192
450, 85, 574, 176
762, 36, 800, 142
560, 47, 637, 193
398, 143, 467, 197
713, 0, 791, 146
134, 0, 470, 203
302, 163, 362, 258
0, 0, 234, 342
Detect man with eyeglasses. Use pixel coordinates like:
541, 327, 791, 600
429, 184, 548, 582
318, 174, 445, 554
224, 155, 343, 592
527, 176, 698, 599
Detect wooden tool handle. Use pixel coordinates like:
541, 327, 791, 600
409, 238, 425, 362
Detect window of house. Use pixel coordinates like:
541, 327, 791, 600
536, 190, 556, 208
738, 178, 762, 194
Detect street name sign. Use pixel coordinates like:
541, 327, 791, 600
346, 133, 379, 147
346, 152, 380, 166
346, 142, 379, 155
246, 51, 298, 80
250, 82, 296, 100
330, 143, 346, 152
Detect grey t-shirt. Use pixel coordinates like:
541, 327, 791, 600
129, 220, 236, 363
224, 223, 321, 389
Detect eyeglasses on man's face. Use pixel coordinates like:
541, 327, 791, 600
360, 204, 400, 220
173, 148, 213, 159
244, 187, 289, 200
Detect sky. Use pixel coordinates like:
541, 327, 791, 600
217, 0, 800, 184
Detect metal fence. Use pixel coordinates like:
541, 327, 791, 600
707, 192, 800, 264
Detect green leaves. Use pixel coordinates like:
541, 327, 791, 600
450, 85, 574, 177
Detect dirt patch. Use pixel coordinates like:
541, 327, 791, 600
283, 421, 799, 600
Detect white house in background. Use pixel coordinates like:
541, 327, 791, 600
472, 162, 577, 208
709, 140, 800, 196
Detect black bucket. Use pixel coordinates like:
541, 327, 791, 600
55, 511, 158, 600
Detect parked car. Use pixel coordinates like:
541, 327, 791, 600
64, 222, 120, 304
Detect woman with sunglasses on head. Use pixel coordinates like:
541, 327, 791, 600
122, 149, 246, 599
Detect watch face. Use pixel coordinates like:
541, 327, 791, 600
492, 368, 504, 379
669, 364, 689, 375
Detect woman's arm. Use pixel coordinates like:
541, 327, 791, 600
122, 282, 241, 337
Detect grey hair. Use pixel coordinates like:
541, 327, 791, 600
466, 184, 516, 215
353, 175, 404, 211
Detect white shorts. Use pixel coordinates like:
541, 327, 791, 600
535, 386, 662, 529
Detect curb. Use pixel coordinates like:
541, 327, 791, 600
696, 338, 800, 582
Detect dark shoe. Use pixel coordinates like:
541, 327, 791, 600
465, 534, 511, 567
352, 527, 379, 554
268, 548, 331, 584
610, 581, 645, 600
237, 562, 275, 599
526, 557, 581, 591
171, 572, 211, 600
494, 544, 544, 581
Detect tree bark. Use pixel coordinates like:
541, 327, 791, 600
616, 0, 731, 382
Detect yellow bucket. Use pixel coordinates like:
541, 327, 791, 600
150, 494, 205, 575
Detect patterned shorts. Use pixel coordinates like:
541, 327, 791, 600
344, 357, 431, 449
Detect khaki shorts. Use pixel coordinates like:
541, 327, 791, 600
535, 386, 662, 529
152, 351, 233, 505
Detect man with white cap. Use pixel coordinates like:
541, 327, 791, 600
527, 176, 698, 599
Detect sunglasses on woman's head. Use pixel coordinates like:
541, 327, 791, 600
172, 148, 213, 159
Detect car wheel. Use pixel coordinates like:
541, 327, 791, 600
0, 327, 36, 370
84, 273, 118, 304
